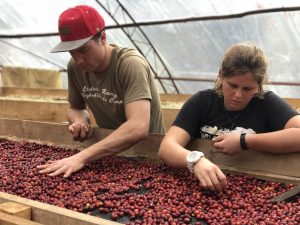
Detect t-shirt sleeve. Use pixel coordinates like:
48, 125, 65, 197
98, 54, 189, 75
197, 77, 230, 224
118, 56, 152, 105
263, 91, 299, 130
173, 92, 205, 138
67, 60, 86, 109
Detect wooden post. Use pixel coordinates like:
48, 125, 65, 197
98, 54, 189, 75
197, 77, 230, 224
0, 202, 31, 220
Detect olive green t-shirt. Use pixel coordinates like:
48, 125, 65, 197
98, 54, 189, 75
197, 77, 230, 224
67, 45, 165, 134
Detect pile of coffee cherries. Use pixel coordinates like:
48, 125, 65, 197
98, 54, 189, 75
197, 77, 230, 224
0, 140, 299, 224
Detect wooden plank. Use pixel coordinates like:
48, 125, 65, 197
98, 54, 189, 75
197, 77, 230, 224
0, 118, 160, 159
285, 98, 300, 108
159, 93, 190, 102
0, 87, 68, 97
2, 87, 300, 106
0, 211, 42, 225
161, 108, 179, 130
0, 99, 68, 123
0, 98, 176, 129
270, 185, 300, 203
1, 90, 300, 131
220, 166, 300, 185
187, 139, 300, 180
0, 193, 120, 225
0, 118, 299, 181
0, 202, 31, 220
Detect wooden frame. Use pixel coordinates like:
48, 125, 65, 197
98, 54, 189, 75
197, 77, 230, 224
0, 117, 299, 224
0, 118, 299, 182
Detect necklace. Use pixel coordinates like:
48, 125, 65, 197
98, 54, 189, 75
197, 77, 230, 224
224, 110, 243, 130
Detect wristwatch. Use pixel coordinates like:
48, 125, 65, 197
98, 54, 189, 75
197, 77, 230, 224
186, 151, 204, 173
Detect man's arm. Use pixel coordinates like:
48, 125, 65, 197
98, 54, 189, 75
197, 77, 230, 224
37, 99, 150, 177
76, 99, 150, 162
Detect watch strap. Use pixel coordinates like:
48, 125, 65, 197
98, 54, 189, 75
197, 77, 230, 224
186, 151, 204, 173
240, 133, 249, 150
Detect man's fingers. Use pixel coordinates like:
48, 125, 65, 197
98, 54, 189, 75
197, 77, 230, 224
84, 124, 90, 133
69, 124, 81, 137
87, 125, 93, 137
39, 167, 55, 174
80, 124, 87, 139
82, 123, 93, 138
36, 164, 48, 169
69, 123, 79, 133
49, 166, 68, 177
38, 163, 61, 174
69, 123, 92, 141
68, 125, 74, 133
63, 169, 73, 178
37, 161, 56, 170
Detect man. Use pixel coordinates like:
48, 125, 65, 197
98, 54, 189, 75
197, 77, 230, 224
37, 5, 165, 177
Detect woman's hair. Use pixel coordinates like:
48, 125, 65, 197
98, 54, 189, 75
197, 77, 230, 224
214, 42, 268, 97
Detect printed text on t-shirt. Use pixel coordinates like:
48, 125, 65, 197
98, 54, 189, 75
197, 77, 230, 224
81, 86, 123, 104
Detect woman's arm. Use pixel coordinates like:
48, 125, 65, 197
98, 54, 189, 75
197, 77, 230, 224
213, 115, 300, 154
158, 126, 227, 191
247, 115, 300, 152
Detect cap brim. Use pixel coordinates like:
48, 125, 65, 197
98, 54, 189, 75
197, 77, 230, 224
51, 36, 93, 53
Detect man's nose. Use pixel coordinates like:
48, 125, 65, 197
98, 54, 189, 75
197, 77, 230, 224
73, 54, 84, 65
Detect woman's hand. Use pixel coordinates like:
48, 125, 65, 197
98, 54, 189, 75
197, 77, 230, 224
212, 133, 242, 155
194, 157, 227, 192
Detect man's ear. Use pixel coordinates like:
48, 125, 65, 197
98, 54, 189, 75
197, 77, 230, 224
100, 31, 106, 43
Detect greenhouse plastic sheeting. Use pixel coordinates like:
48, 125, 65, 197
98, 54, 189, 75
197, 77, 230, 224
1, 0, 300, 96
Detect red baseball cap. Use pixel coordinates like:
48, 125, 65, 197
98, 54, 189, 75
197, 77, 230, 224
51, 5, 105, 53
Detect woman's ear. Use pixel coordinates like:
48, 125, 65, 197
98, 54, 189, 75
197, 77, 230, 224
218, 70, 224, 79
216, 71, 223, 83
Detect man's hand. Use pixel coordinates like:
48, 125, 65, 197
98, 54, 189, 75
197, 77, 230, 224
69, 121, 93, 142
194, 157, 227, 192
212, 133, 241, 155
37, 155, 85, 177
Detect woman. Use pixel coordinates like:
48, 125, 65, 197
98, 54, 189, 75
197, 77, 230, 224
158, 42, 300, 192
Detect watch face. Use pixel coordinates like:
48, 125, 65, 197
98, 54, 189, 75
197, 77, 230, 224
187, 151, 201, 163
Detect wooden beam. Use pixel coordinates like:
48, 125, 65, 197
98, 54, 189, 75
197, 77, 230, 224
1, 88, 300, 131
0, 118, 299, 183
0, 211, 42, 225
0, 87, 67, 97
188, 139, 300, 180
270, 185, 300, 203
0, 193, 120, 225
0, 202, 31, 220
